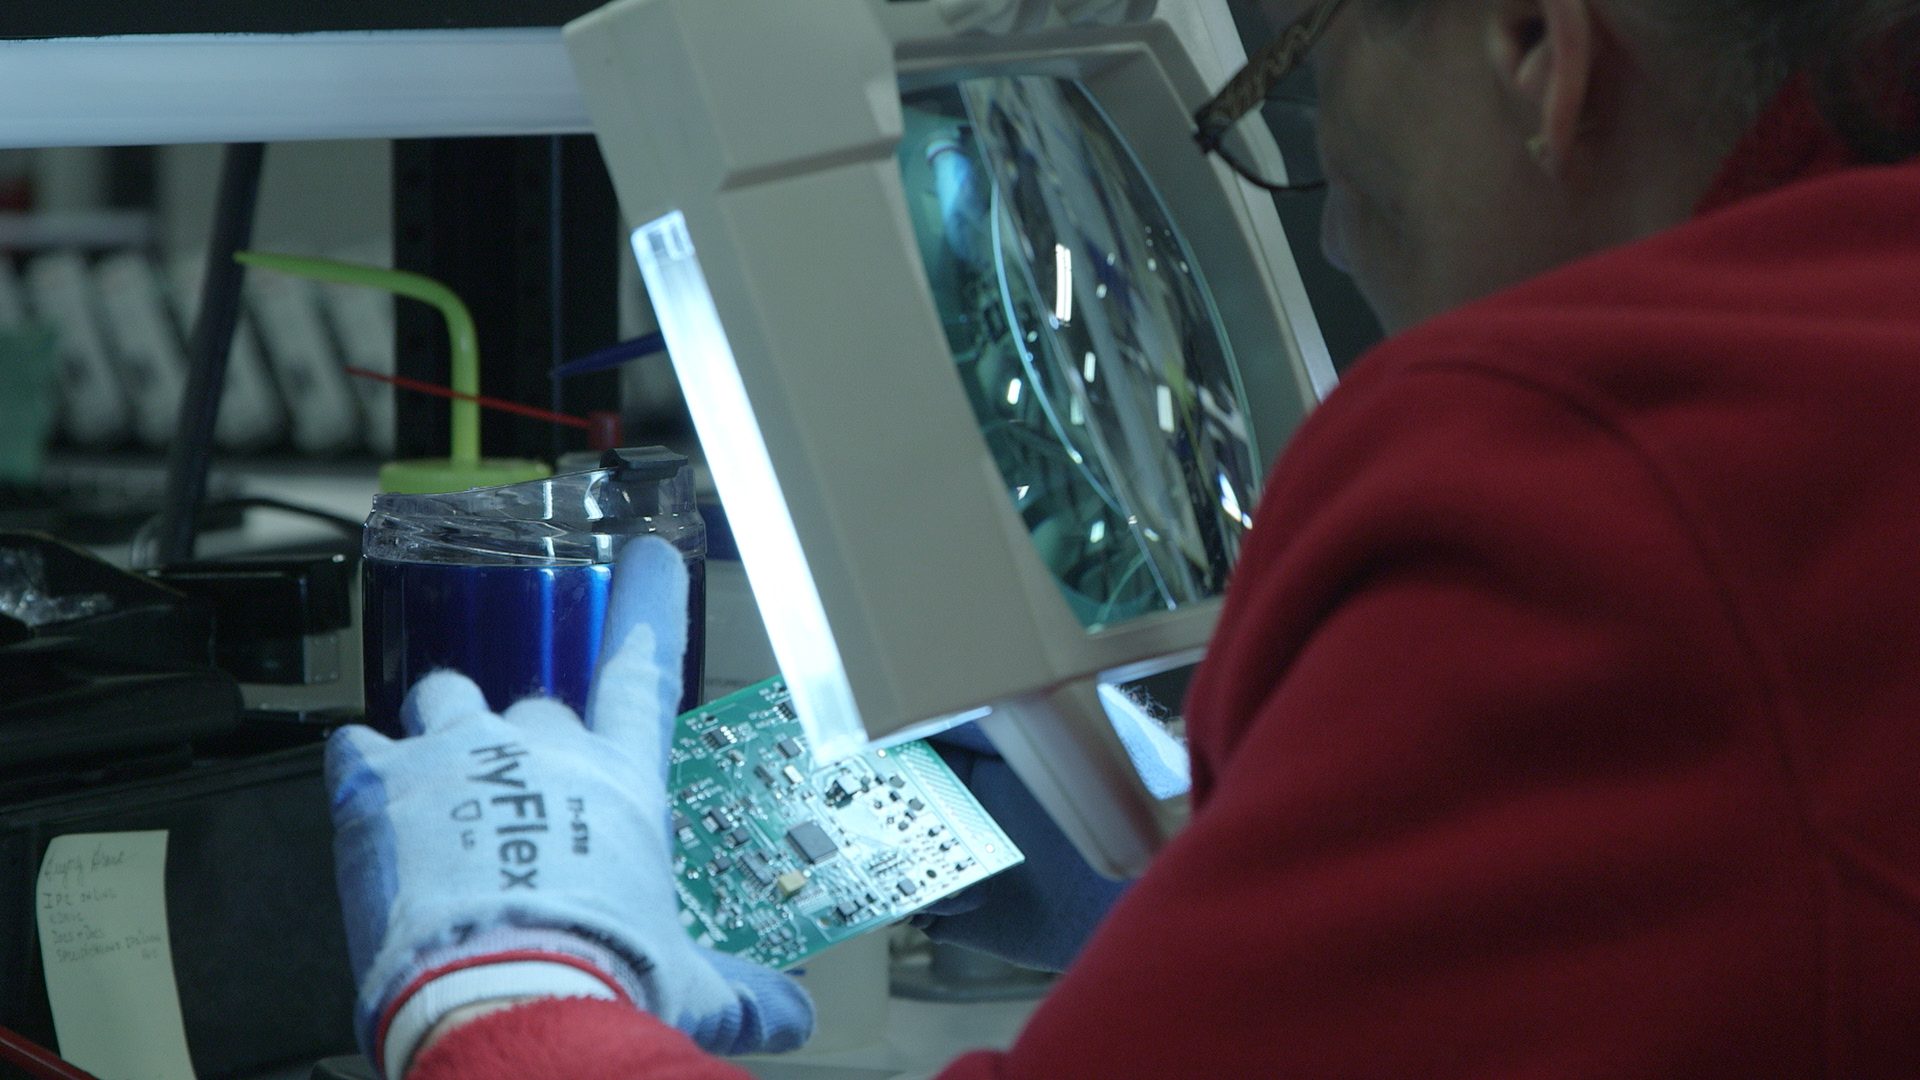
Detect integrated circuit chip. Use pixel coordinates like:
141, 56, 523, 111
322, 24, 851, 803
786, 822, 838, 865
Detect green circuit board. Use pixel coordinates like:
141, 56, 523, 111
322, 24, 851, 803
670, 678, 1022, 970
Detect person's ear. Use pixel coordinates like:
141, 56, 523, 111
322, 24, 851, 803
1487, 0, 1596, 176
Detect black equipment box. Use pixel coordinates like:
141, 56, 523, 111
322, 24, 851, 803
0, 532, 241, 785
0, 743, 356, 1078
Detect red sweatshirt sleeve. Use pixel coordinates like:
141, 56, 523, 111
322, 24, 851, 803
407, 997, 752, 1080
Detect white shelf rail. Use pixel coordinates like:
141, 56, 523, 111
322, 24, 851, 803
0, 29, 589, 148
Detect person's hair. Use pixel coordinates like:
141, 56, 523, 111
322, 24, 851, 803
1339, 0, 1920, 161
1636, 0, 1920, 161
1814, 0, 1920, 160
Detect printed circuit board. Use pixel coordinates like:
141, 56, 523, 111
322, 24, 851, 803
671, 677, 1022, 969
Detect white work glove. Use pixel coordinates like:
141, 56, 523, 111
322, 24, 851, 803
326, 537, 814, 1078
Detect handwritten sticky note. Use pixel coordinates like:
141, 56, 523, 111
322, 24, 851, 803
36, 831, 197, 1080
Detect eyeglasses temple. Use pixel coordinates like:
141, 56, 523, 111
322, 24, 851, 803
1193, 0, 1349, 150
1210, 139, 1329, 195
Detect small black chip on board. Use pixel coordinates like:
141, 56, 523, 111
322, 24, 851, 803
786, 822, 839, 865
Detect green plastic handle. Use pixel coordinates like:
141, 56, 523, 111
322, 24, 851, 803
234, 250, 480, 467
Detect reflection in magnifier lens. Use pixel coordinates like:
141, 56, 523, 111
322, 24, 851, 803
897, 77, 1263, 630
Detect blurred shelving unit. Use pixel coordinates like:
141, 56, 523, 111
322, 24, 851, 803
0, 1, 632, 495
0, 210, 154, 250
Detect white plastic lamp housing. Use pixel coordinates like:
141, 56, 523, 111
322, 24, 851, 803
566, 0, 1330, 876
930, 0, 1029, 34
1055, 0, 1160, 26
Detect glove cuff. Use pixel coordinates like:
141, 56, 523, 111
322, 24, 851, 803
375, 942, 633, 1079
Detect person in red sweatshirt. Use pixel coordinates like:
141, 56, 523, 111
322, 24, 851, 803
326, 0, 1920, 1075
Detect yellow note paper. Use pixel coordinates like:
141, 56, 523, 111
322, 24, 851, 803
36, 831, 197, 1080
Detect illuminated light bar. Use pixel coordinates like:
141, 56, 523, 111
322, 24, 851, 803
631, 211, 865, 762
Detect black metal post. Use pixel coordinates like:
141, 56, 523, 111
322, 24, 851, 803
157, 142, 266, 565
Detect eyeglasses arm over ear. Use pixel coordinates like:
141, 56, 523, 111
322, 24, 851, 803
1191, 0, 1351, 194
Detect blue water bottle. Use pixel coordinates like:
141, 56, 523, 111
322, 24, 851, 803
361, 447, 705, 733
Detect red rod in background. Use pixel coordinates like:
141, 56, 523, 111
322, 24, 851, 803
344, 366, 593, 430
0, 1025, 101, 1080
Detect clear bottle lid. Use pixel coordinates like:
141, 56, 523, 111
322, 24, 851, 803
363, 445, 704, 566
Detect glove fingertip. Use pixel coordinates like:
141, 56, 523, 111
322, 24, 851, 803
324, 725, 390, 822
602, 537, 688, 666
400, 670, 492, 737
703, 950, 816, 1054
500, 696, 587, 734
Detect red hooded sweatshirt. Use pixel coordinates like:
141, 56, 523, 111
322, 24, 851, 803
410, 83, 1920, 1080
